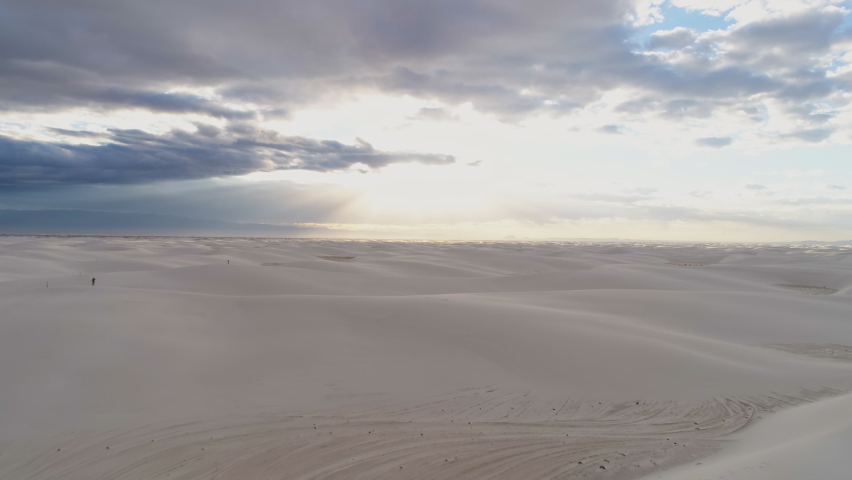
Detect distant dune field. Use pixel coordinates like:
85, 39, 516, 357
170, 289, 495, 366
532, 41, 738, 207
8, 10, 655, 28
1, 236, 851, 480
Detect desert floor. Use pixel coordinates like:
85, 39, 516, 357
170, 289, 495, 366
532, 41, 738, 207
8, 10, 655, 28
1, 236, 851, 479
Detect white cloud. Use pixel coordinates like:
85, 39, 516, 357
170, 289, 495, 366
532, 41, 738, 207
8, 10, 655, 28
0, 0, 850, 240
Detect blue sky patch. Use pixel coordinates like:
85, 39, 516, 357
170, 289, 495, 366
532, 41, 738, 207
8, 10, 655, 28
632, 1, 735, 48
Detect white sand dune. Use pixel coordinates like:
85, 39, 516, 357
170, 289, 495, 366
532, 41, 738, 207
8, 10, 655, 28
1, 237, 851, 479
646, 388, 852, 480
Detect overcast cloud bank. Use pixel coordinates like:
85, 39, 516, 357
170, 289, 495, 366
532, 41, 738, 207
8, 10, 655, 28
0, 0, 850, 239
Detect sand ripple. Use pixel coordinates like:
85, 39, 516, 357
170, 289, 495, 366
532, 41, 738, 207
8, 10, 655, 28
2, 387, 843, 480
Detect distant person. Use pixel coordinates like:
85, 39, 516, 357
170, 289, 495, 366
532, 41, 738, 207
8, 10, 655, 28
227, 259, 229, 264
92, 277, 95, 286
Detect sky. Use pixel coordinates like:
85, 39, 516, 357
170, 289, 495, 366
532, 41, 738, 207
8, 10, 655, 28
1, 0, 851, 241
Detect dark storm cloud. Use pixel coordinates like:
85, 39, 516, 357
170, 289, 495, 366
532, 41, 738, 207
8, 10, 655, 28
0, 0, 635, 186
0, 127, 453, 185
0, 180, 357, 225
0, 0, 847, 190
0, 0, 631, 117
92, 90, 256, 120
4, 0, 839, 120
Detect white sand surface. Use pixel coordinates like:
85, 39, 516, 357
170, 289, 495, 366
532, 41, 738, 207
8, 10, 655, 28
0, 236, 851, 479
644, 388, 852, 480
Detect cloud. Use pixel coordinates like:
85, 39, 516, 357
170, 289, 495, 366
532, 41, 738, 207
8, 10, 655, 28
783, 102, 835, 124
728, 9, 844, 55
1, 0, 845, 128
92, 90, 257, 120
695, 136, 733, 147
409, 107, 459, 122
0, 126, 454, 185
0, 209, 325, 236
1, 0, 851, 243
0, 0, 633, 120
0, 179, 358, 225
5, 178, 846, 236
570, 192, 648, 204
775, 197, 852, 206
667, 0, 739, 17
597, 124, 622, 134
782, 128, 834, 143
624, 187, 657, 195
502, 191, 845, 231
647, 27, 698, 50
827, 184, 846, 190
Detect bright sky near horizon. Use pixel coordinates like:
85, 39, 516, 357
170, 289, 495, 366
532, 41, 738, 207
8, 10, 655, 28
1, 0, 851, 241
